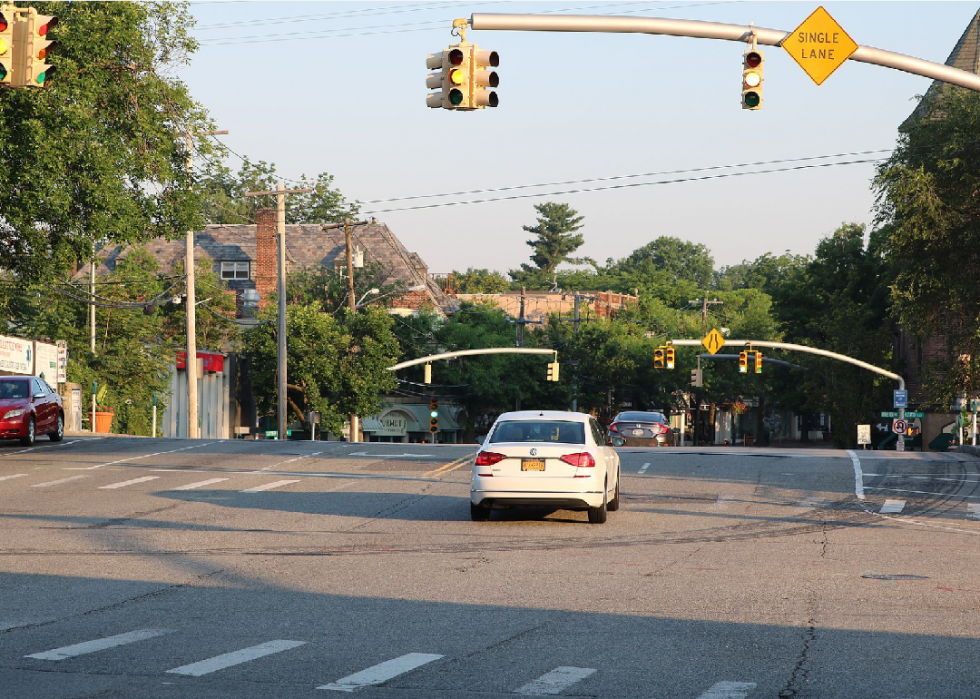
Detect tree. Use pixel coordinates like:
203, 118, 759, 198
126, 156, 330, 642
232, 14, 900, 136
513, 202, 586, 278
0, 2, 216, 283
449, 268, 509, 294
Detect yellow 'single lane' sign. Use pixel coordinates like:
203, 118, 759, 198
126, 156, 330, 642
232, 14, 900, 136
782, 6, 858, 86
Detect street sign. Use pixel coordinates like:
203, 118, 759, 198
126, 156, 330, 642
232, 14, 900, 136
880, 411, 898, 418
702, 328, 725, 355
893, 390, 908, 408
881, 410, 923, 418
857, 425, 871, 445
892, 419, 908, 435
265, 430, 278, 439
782, 6, 858, 86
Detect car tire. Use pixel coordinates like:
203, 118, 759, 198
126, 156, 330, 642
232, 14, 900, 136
20, 416, 36, 447
588, 481, 608, 524
608, 471, 621, 512
470, 503, 491, 522
49, 413, 64, 442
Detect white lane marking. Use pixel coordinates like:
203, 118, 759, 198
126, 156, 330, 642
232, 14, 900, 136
0, 438, 98, 459
171, 477, 229, 491
166, 640, 306, 676
513, 666, 597, 695
261, 451, 322, 471
638, 462, 650, 474
968, 504, 980, 519
317, 653, 443, 692
66, 442, 215, 470
32, 475, 88, 488
98, 476, 160, 490
241, 479, 301, 493
26, 628, 173, 660
846, 449, 865, 500
697, 681, 758, 699
880, 499, 906, 514
866, 485, 980, 500
0, 473, 29, 482
346, 452, 434, 459
709, 494, 738, 511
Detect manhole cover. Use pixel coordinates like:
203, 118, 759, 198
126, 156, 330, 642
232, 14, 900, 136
861, 574, 929, 580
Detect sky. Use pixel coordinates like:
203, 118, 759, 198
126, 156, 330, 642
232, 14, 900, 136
180, 1, 980, 277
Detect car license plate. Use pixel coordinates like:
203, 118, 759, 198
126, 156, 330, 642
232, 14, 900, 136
521, 459, 545, 471
632, 429, 645, 436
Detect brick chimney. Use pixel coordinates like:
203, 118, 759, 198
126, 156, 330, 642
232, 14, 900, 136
255, 208, 276, 309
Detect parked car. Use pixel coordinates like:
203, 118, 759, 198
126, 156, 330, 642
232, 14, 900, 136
470, 410, 621, 524
607, 411, 676, 447
0, 376, 64, 446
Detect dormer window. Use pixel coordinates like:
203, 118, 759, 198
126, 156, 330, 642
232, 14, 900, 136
220, 261, 250, 280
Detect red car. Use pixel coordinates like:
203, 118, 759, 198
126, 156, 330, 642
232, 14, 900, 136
0, 376, 64, 446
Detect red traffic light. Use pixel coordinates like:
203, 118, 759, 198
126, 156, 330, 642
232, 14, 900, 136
37, 16, 57, 36
744, 51, 762, 68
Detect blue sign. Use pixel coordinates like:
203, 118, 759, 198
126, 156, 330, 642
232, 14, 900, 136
894, 390, 908, 409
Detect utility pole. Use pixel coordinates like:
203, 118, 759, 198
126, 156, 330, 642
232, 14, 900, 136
184, 128, 227, 439
689, 297, 722, 447
345, 218, 359, 443
245, 182, 312, 440
90, 243, 96, 354
515, 286, 526, 411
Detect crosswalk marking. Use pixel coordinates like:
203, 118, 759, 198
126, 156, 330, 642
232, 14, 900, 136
880, 499, 906, 514
968, 504, 980, 519
0, 473, 28, 482
514, 666, 597, 695
99, 476, 160, 490
697, 681, 758, 699
32, 475, 88, 488
317, 653, 443, 692
166, 640, 306, 677
638, 462, 650, 474
241, 479, 301, 493
170, 478, 230, 491
26, 628, 173, 660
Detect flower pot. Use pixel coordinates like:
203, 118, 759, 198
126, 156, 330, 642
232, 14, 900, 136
744, 436, 754, 446
89, 411, 114, 433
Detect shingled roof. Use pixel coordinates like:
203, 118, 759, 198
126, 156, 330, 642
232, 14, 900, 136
83, 218, 455, 314
901, 7, 980, 129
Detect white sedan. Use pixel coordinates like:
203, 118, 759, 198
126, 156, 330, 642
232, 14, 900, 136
470, 410, 621, 524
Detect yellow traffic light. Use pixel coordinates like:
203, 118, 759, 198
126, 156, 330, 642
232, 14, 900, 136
738, 351, 748, 373
426, 45, 470, 109
742, 48, 764, 110
665, 346, 676, 370
0, 7, 13, 86
546, 361, 560, 382
653, 348, 665, 369
754, 351, 763, 374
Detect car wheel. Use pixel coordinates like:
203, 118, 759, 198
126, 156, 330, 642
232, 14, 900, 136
588, 481, 608, 524
49, 413, 64, 442
20, 416, 36, 447
607, 470, 621, 512
470, 502, 491, 522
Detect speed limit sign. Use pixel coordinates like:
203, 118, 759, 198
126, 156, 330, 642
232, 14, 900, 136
892, 419, 908, 434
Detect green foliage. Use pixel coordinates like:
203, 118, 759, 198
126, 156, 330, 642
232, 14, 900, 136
449, 268, 509, 294
513, 202, 586, 277
286, 262, 406, 314
0, 2, 215, 282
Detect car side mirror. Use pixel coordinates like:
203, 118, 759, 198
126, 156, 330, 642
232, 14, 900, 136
34, 393, 44, 400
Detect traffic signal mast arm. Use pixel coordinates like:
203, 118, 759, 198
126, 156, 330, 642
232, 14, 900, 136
388, 347, 555, 372
467, 13, 980, 94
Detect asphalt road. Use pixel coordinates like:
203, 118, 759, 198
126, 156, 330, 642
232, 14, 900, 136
0, 436, 978, 699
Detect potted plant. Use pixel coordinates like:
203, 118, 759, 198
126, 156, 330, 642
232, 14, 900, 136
89, 384, 114, 433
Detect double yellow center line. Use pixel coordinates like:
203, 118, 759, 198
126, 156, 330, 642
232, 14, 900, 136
423, 451, 477, 478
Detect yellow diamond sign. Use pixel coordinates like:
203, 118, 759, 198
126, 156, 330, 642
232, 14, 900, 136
783, 6, 858, 86
702, 329, 725, 355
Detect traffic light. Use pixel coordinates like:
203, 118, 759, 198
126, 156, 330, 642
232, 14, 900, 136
14, 7, 56, 88
742, 48, 764, 110
426, 45, 469, 109
429, 398, 439, 433
665, 346, 676, 370
0, 7, 13, 86
691, 368, 703, 388
738, 351, 748, 373
546, 361, 560, 382
754, 350, 763, 374
471, 47, 499, 108
653, 348, 665, 369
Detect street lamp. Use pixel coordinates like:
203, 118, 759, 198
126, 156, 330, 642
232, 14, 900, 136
354, 288, 380, 308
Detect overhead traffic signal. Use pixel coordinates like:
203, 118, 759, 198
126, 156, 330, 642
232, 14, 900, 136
429, 398, 439, 433
665, 346, 676, 370
742, 48, 764, 110
653, 348, 665, 369
754, 350, 763, 374
691, 368, 703, 388
0, 7, 13, 86
426, 43, 497, 110
738, 351, 748, 373
546, 361, 560, 382
22, 9, 56, 87
471, 47, 499, 108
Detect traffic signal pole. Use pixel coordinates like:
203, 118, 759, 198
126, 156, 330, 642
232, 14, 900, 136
467, 13, 980, 93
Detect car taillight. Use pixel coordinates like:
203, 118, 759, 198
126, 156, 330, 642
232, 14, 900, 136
653, 424, 666, 434
608, 423, 621, 434
560, 452, 596, 468
475, 451, 506, 466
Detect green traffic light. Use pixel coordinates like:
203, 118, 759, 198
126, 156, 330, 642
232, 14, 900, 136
0, 65, 6, 80
430, 410, 438, 418
744, 91, 760, 108
449, 88, 464, 106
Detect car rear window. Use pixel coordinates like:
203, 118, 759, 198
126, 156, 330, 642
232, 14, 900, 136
617, 412, 666, 423
489, 420, 586, 445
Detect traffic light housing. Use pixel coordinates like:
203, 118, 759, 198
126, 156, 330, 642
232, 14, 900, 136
665, 346, 676, 370
738, 351, 748, 373
653, 348, 665, 369
24, 9, 56, 87
429, 398, 439, 433
691, 368, 703, 388
471, 47, 499, 108
742, 48, 764, 110
754, 351, 763, 374
426, 43, 497, 110
546, 361, 560, 382
0, 7, 12, 86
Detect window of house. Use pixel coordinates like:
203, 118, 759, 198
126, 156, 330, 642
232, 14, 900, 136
220, 261, 250, 280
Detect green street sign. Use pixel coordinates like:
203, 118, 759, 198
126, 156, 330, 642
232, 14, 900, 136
880, 411, 898, 418
880, 410, 924, 418
265, 430, 278, 439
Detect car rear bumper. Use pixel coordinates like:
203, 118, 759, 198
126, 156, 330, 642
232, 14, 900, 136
471, 475, 605, 509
